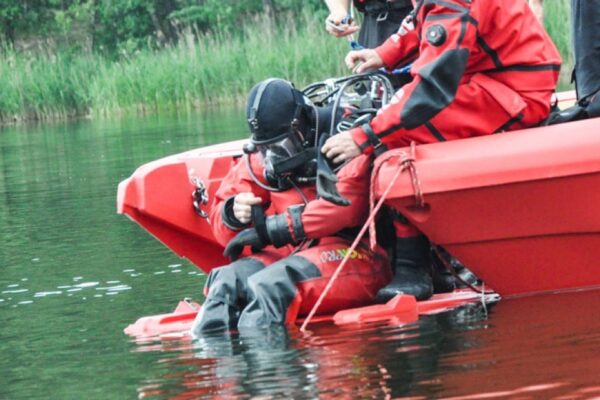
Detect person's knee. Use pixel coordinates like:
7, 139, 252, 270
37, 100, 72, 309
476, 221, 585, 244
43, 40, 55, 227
205, 258, 264, 302
241, 257, 319, 322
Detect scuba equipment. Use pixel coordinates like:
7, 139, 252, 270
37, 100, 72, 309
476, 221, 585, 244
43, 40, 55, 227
307, 73, 394, 205
244, 73, 394, 202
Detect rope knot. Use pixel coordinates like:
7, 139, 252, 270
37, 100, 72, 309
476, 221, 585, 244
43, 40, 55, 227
368, 142, 424, 250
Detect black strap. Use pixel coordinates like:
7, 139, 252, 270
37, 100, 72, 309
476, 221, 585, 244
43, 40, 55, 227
287, 204, 306, 241
265, 213, 295, 248
495, 113, 524, 133
271, 148, 316, 176
362, 0, 412, 15
361, 123, 388, 156
251, 205, 270, 245
316, 135, 351, 206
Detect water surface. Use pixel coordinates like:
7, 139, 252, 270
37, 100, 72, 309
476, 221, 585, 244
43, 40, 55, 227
1, 110, 599, 399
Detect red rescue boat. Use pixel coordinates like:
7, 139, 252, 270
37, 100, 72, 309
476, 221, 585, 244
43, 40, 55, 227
118, 91, 600, 337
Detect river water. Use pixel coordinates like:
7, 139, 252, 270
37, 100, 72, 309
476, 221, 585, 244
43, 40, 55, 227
1, 111, 600, 400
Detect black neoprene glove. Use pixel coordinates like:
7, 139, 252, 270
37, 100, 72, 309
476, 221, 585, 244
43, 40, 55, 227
223, 206, 306, 261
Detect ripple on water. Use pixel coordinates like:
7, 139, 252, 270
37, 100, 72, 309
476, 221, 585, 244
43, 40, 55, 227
34, 291, 63, 298
96, 284, 131, 292
74, 282, 99, 288
2, 288, 28, 294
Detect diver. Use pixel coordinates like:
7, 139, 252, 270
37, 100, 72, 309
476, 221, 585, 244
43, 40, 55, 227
191, 77, 392, 334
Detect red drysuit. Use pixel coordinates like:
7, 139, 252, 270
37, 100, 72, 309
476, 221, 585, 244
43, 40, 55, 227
350, 0, 562, 154
192, 153, 391, 333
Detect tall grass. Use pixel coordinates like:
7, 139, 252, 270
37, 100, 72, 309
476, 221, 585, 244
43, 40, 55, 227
0, 5, 574, 124
544, 0, 572, 90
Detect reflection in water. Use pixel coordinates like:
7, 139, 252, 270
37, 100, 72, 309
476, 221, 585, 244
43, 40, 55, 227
133, 303, 488, 399
2, 112, 600, 399
437, 290, 600, 399
132, 291, 600, 400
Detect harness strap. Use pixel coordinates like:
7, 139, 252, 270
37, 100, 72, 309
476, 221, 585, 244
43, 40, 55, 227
359, 0, 412, 15
288, 204, 307, 242
251, 205, 270, 246
361, 123, 389, 156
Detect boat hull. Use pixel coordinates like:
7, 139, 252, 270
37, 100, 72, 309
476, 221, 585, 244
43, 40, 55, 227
376, 118, 600, 297
118, 140, 247, 272
117, 93, 600, 297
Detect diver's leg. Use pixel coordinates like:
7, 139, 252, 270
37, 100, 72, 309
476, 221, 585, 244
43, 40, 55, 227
191, 257, 265, 336
238, 238, 392, 328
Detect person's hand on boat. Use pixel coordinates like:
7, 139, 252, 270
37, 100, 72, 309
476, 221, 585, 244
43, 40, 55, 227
345, 49, 384, 74
233, 192, 262, 224
322, 131, 362, 164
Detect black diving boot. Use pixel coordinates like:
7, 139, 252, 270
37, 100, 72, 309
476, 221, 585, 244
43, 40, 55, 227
376, 235, 434, 302
431, 247, 456, 294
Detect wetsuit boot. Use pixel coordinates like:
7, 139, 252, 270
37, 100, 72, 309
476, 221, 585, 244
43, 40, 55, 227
431, 250, 456, 294
376, 235, 433, 302
432, 257, 456, 293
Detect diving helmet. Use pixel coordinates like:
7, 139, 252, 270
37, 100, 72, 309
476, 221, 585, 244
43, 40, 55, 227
246, 78, 317, 188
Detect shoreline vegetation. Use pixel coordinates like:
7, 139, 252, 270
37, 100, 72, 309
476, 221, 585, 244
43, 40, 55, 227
0, 2, 572, 125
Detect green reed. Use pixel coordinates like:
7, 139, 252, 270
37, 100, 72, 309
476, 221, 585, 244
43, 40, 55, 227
543, 0, 573, 89
0, 7, 574, 124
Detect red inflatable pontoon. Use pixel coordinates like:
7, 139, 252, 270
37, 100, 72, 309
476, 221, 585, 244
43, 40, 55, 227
374, 116, 600, 296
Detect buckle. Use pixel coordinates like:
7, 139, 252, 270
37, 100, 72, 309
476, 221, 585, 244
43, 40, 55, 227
361, 123, 388, 156
377, 11, 389, 22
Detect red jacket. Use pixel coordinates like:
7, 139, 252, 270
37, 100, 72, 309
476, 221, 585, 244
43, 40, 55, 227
351, 0, 562, 153
209, 153, 372, 248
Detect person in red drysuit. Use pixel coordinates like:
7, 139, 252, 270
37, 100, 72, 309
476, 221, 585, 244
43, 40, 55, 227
191, 78, 391, 335
321, 0, 562, 302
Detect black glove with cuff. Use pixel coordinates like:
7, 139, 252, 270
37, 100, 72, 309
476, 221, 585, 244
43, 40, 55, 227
223, 205, 306, 261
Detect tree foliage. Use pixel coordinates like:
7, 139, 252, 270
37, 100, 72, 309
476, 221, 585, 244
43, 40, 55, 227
0, 0, 326, 56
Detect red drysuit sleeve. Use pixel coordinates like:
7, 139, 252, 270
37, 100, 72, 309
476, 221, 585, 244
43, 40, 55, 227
376, 13, 421, 71
209, 154, 271, 247
352, 0, 478, 153
299, 154, 372, 239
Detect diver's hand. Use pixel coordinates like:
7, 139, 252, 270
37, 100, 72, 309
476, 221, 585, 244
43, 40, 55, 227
233, 193, 262, 224
325, 12, 359, 38
345, 49, 384, 73
321, 131, 362, 164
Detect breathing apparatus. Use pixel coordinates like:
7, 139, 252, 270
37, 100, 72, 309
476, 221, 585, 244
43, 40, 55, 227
244, 73, 394, 203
